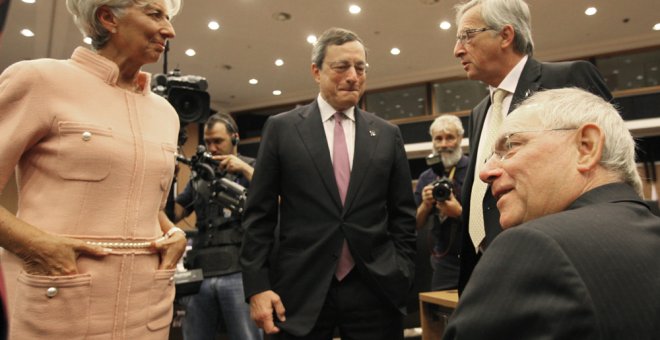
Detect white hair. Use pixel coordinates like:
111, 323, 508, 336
66, 0, 182, 50
513, 88, 642, 196
429, 114, 465, 138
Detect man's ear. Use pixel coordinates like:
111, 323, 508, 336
500, 24, 515, 49
311, 63, 321, 84
576, 123, 604, 173
97, 6, 118, 33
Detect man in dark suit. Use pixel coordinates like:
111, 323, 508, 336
444, 87, 660, 339
240, 27, 417, 339
453, 0, 613, 292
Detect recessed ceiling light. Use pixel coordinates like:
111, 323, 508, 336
390, 47, 401, 55
208, 21, 220, 30
22, 0, 36, 3
653, 23, 660, 31
273, 90, 282, 96
307, 35, 317, 44
275, 59, 284, 66
585, 7, 597, 16
185, 49, 196, 56
439, 21, 451, 30
349, 5, 361, 14
20, 29, 34, 37
249, 78, 258, 85
83, 37, 92, 45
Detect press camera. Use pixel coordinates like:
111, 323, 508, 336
176, 145, 247, 214
425, 153, 453, 202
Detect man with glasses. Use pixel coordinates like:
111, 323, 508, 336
240, 27, 416, 339
444, 87, 660, 339
452, 0, 613, 293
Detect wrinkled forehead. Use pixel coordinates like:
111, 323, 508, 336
499, 104, 544, 137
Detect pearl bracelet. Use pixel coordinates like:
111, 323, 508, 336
165, 226, 185, 238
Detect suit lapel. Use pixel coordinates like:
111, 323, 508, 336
295, 102, 343, 208
343, 109, 378, 212
511, 57, 542, 112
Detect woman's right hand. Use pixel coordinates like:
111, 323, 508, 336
20, 233, 109, 276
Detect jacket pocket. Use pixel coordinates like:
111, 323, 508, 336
57, 121, 114, 181
11, 271, 92, 339
146, 268, 176, 331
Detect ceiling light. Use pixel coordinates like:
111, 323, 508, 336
21, 0, 36, 3
349, 5, 361, 14
439, 21, 451, 30
272, 12, 291, 21
273, 90, 282, 96
585, 7, 597, 16
390, 47, 401, 55
249, 79, 258, 85
653, 23, 660, 31
20, 29, 34, 37
275, 59, 284, 66
185, 49, 196, 56
83, 37, 92, 45
307, 35, 317, 44
208, 21, 220, 30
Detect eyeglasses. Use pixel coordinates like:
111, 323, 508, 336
326, 60, 368, 75
456, 27, 494, 45
486, 128, 577, 163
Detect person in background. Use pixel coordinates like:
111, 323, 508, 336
444, 88, 660, 339
452, 0, 612, 292
173, 113, 262, 340
414, 114, 469, 291
240, 27, 417, 339
0, 0, 185, 338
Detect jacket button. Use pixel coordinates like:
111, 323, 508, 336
82, 131, 92, 141
46, 287, 58, 298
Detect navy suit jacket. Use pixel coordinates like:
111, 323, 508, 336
458, 57, 613, 292
446, 183, 660, 339
240, 100, 417, 336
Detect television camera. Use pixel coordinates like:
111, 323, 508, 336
176, 145, 247, 214
152, 69, 210, 124
425, 153, 453, 202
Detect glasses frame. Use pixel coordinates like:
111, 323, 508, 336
486, 128, 578, 163
456, 27, 495, 45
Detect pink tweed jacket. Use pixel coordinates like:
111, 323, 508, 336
0, 47, 179, 339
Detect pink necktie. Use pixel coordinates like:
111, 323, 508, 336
333, 112, 354, 281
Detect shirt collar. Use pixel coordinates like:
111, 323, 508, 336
317, 93, 355, 122
489, 54, 528, 99
70, 47, 152, 95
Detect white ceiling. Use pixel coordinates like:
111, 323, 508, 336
1, 0, 659, 113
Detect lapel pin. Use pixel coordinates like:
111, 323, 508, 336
524, 89, 532, 98
369, 130, 376, 137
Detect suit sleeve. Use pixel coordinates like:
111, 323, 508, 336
240, 116, 281, 299
387, 127, 417, 282
444, 227, 598, 340
568, 61, 612, 102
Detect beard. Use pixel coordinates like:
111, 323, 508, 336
437, 146, 463, 169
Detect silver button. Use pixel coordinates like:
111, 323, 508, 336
169, 276, 174, 285
46, 287, 58, 298
82, 131, 92, 141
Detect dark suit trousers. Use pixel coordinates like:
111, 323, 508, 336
273, 270, 404, 340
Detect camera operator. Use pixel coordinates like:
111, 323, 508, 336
173, 113, 262, 340
414, 114, 470, 291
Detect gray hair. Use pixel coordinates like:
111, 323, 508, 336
513, 88, 642, 196
455, 0, 534, 56
311, 27, 365, 69
429, 114, 465, 138
66, 0, 182, 50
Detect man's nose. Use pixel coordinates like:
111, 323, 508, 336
479, 157, 503, 184
453, 40, 465, 58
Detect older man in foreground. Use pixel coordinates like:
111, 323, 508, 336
444, 88, 660, 339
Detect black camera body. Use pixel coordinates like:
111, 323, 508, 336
425, 153, 453, 202
176, 145, 247, 214
152, 69, 210, 123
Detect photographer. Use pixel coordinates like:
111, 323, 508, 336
173, 113, 262, 340
414, 114, 470, 291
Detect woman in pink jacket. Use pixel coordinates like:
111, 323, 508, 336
0, 0, 186, 338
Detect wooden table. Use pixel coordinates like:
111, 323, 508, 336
419, 290, 459, 340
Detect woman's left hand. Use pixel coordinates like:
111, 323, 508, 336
152, 230, 187, 270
